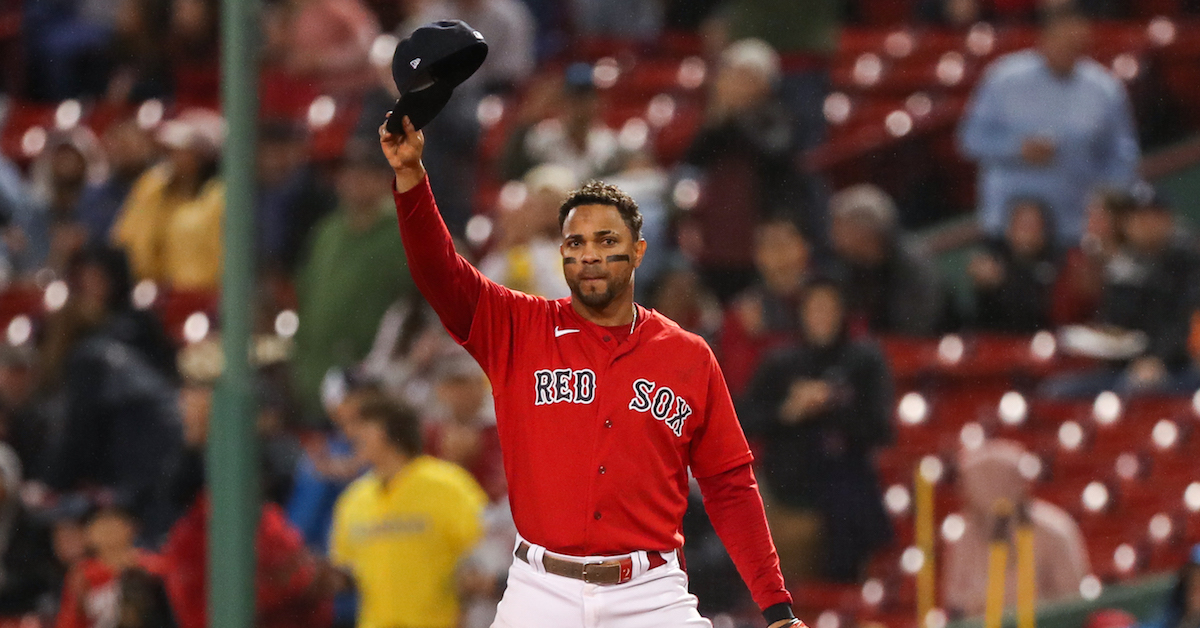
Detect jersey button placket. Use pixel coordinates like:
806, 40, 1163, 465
593, 511, 602, 520
598, 466, 605, 474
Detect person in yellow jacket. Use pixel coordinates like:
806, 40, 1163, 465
111, 108, 225, 291
329, 396, 486, 628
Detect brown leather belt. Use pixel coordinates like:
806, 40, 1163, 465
515, 541, 670, 585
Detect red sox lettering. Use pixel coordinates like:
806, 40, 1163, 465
627, 379, 692, 437
533, 369, 596, 405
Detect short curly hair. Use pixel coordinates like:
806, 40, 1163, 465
558, 180, 643, 241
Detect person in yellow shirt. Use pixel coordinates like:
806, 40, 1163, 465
329, 397, 486, 628
111, 108, 225, 291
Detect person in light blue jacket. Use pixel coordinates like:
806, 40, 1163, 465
958, 5, 1140, 246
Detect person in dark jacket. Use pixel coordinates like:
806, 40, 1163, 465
969, 198, 1064, 332
0, 443, 58, 617
1041, 188, 1200, 398
740, 279, 894, 582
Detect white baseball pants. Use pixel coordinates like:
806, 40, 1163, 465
490, 537, 712, 628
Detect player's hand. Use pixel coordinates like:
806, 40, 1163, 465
379, 114, 426, 193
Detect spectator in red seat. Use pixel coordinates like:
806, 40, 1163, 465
740, 279, 893, 582
168, 0, 221, 106
55, 504, 174, 628
969, 198, 1063, 333
1051, 188, 1127, 326
1041, 186, 1200, 398
105, 0, 175, 104
29, 128, 109, 275
0, 346, 52, 478
828, 184, 950, 336
161, 349, 332, 628
679, 38, 820, 301
944, 440, 1089, 619
265, 0, 380, 93
77, 120, 159, 248
719, 216, 811, 398
422, 353, 505, 503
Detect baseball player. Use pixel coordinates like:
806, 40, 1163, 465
380, 115, 804, 628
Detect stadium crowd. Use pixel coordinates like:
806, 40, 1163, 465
1, 0, 1200, 626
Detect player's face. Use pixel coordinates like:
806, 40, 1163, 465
560, 204, 645, 310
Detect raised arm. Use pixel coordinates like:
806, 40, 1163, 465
380, 116, 485, 342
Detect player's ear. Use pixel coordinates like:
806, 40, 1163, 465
633, 239, 647, 268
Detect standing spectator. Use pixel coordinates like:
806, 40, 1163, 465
740, 279, 894, 582
499, 64, 625, 182
969, 198, 1063, 332
1051, 188, 1127, 325
719, 217, 811, 398
1041, 188, 1200, 398
943, 440, 1089, 618
77, 119, 159, 247
292, 141, 415, 425
478, 164, 575, 300
402, 0, 535, 93
360, 296, 459, 414
110, 108, 225, 290
713, 0, 843, 152
828, 184, 949, 336
422, 354, 505, 503
680, 39, 818, 301
0, 443, 58, 618
55, 505, 174, 628
958, 6, 1140, 244
328, 399, 485, 628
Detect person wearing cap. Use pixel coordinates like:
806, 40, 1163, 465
827, 183, 949, 336
327, 398, 486, 628
958, 6, 1140, 244
110, 108, 226, 291
292, 139, 415, 425
943, 440, 1089, 619
1041, 185, 1200, 398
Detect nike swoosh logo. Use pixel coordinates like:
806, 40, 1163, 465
554, 327, 581, 338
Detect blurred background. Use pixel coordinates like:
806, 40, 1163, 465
3, 0, 1200, 627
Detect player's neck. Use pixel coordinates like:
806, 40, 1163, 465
570, 290, 636, 327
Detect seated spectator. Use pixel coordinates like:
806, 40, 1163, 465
969, 198, 1063, 333
40, 249, 182, 531
1143, 545, 1200, 628
255, 119, 337, 277
422, 354, 505, 503
0, 444, 57, 618
605, 152, 671, 300
479, 164, 575, 299
500, 64, 626, 183
402, 0, 535, 93
646, 265, 723, 343
168, 0, 221, 106
104, 0, 174, 104
111, 108, 225, 290
77, 120, 159, 247
162, 347, 332, 628
719, 216, 811, 398
0, 346, 51, 478
360, 295, 459, 414
569, 0, 662, 40
55, 504, 174, 628
740, 279, 894, 582
680, 38, 819, 301
0, 150, 41, 281
828, 184, 949, 336
328, 399, 485, 628
286, 369, 372, 553
1051, 188, 1127, 325
943, 440, 1089, 618
266, 0, 380, 93
1041, 188, 1200, 398
29, 129, 109, 274
292, 140, 416, 425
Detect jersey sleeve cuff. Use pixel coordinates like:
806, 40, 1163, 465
763, 602, 797, 625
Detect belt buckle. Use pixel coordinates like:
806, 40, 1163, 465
582, 558, 633, 584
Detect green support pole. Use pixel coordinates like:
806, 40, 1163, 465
211, 0, 259, 623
